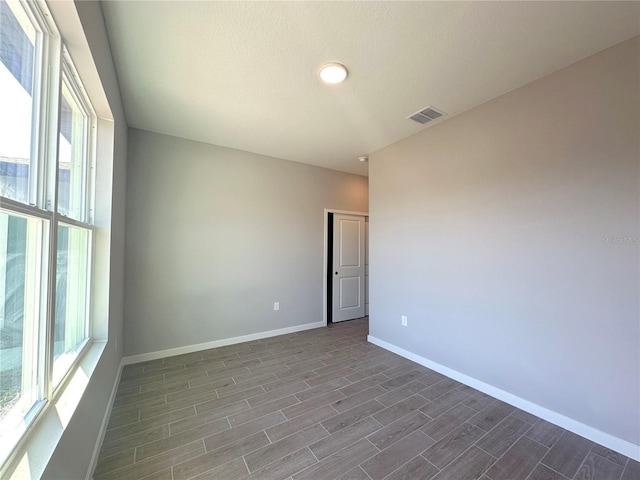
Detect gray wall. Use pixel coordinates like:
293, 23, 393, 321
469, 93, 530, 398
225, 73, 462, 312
42, 1, 127, 478
369, 37, 639, 446
124, 129, 368, 356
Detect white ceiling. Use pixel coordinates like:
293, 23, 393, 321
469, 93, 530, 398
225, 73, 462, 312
101, 1, 639, 176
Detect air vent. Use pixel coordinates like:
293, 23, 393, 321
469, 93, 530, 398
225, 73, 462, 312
407, 106, 445, 125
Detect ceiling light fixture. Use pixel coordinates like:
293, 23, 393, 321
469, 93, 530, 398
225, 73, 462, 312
319, 63, 348, 84
358, 156, 368, 162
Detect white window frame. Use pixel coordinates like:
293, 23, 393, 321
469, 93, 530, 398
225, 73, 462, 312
0, 0, 97, 470
55, 51, 96, 223
49, 50, 96, 390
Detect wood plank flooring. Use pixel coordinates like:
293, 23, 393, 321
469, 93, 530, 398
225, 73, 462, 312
95, 318, 639, 480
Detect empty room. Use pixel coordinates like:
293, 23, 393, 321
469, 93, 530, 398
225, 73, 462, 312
0, 1, 638, 479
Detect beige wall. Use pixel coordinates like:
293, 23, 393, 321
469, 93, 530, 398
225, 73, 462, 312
124, 129, 368, 356
369, 37, 639, 447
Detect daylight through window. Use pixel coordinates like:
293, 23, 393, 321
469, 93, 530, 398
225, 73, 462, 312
0, 0, 96, 467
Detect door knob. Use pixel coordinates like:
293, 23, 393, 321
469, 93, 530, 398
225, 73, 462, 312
335, 272, 338, 275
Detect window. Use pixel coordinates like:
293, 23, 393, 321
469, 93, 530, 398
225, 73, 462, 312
0, 0, 96, 468
53, 222, 90, 385
58, 74, 91, 221
0, 210, 47, 441
0, 0, 37, 203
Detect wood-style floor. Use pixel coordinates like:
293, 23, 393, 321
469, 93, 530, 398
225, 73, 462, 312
95, 318, 639, 480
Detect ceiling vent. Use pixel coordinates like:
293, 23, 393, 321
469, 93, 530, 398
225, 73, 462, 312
407, 106, 445, 125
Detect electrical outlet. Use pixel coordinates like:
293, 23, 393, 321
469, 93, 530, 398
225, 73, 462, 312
274, 302, 280, 311
401, 315, 408, 327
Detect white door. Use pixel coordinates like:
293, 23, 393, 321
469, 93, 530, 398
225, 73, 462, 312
332, 214, 365, 322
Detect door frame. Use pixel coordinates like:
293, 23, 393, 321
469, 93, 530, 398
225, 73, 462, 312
323, 208, 369, 326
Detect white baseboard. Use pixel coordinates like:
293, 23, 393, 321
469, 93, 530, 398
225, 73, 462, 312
85, 357, 124, 480
122, 321, 326, 366
367, 335, 640, 461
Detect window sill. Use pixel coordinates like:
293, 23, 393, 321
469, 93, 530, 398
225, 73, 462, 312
2, 340, 107, 479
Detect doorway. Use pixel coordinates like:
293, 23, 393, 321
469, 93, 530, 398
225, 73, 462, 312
324, 210, 368, 324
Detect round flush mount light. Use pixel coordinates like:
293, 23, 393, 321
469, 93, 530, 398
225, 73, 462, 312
358, 156, 368, 162
319, 63, 348, 84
